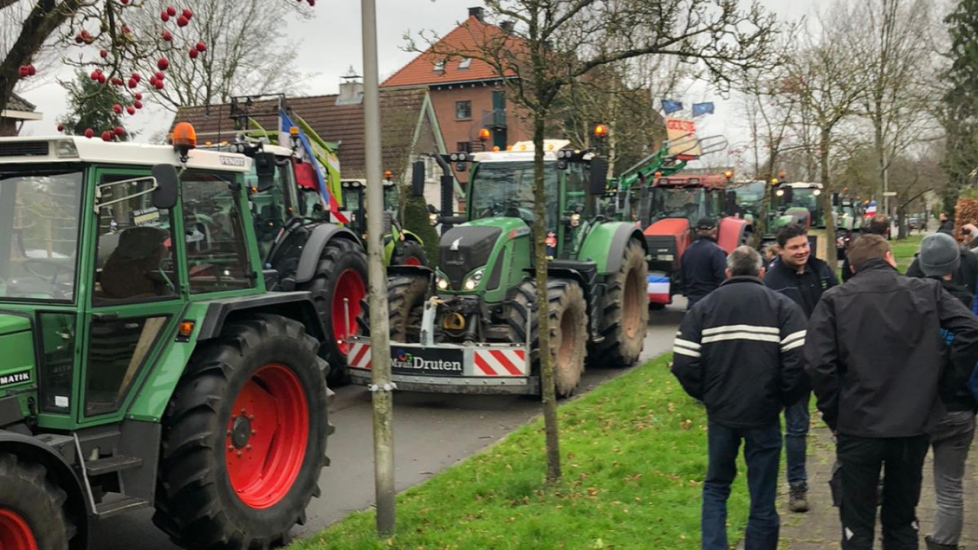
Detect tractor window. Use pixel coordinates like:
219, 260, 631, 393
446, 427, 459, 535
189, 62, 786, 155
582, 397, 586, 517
247, 161, 294, 258
650, 187, 706, 223
85, 315, 169, 416
564, 164, 587, 214
38, 312, 77, 414
93, 175, 177, 304
469, 161, 559, 228
0, 165, 83, 303
181, 171, 255, 294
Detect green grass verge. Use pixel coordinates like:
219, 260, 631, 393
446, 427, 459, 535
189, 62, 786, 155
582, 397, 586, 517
292, 355, 751, 550
891, 235, 923, 273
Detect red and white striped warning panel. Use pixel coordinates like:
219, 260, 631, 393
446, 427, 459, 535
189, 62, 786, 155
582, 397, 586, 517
347, 342, 372, 370
473, 349, 528, 377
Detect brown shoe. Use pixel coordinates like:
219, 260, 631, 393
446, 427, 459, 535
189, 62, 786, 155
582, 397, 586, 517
788, 485, 809, 513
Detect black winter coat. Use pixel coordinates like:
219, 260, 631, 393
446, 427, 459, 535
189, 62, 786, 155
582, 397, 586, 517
672, 277, 809, 429
805, 259, 978, 437
764, 256, 838, 318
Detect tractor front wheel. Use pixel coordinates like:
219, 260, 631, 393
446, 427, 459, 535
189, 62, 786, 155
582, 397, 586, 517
153, 314, 330, 550
0, 453, 74, 550
361, 274, 429, 343
393, 240, 429, 267
503, 279, 587, 398
592, 238, 649, 367
302, 238, 368, 385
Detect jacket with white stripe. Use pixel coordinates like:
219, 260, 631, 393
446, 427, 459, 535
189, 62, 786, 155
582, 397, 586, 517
672, 276, 809, 429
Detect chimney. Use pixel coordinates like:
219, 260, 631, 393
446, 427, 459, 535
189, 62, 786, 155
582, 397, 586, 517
468, 7, 484, 22
500, 20, 514, 32
336, 66, 364, 106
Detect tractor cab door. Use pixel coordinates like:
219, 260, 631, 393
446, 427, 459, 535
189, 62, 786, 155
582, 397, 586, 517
557, 163, 587, 259
80, 168, 185, 424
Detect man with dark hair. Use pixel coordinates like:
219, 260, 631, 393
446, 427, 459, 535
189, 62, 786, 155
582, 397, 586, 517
681, 217, 728, 309
842, 217, 889, 282
939, 212, 954, 235
806, 234, 978, 550
763, 223, 838, 512
673, 246, 808, 550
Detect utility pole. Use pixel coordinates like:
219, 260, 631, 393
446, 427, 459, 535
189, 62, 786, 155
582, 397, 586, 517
361, 0, 395, 537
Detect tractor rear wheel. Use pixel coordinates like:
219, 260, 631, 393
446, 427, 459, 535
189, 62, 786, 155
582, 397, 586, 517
153, 314, 330, 550
386, 274, 429, 343
393, 240, 428, 267
503, 279, 587, 398
302, 238, 368, 385
0, 454, 74, 550
592, 238, 648, 367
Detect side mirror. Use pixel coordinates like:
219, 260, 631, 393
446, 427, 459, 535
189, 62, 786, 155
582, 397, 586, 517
589, 158, 608, 195
254, 152, 277, 192
832, 192, 840, 207
725, 190, 737, 214
412, 160, 426, 197
152, 164, 179, 209
782, 187, 794, 204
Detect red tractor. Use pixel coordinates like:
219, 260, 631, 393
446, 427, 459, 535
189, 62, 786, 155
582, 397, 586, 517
636, 173, 747, 307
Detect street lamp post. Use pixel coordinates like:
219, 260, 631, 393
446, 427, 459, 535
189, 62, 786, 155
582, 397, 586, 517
361, 0, 396, 537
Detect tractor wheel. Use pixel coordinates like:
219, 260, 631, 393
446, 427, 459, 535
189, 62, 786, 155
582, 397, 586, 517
301, 238, 368, 385
503, 279, 587, 398
0, 454, 74, 550
153, 314, 330, 550
592, 238, 649, 368
385, 274, 430, 343
393, 240, 428, 267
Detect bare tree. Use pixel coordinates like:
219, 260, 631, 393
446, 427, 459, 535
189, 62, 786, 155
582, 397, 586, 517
416, 0, 779, 483
127, 0, 309, 109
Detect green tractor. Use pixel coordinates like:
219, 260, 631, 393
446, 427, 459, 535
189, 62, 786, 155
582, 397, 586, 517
338, 177, 428, 266
350, 140, 649, 397
0, 134, 332, 550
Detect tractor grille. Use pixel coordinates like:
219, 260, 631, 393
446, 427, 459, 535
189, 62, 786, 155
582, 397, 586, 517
0, 141, 49, 157
440, 226, 501, 289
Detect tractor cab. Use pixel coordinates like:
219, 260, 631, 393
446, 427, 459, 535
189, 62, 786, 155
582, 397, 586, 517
641, 174, 730, 228
768, 182, 826, 231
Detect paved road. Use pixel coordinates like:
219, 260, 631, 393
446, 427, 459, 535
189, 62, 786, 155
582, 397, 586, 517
92, 300, 686, 550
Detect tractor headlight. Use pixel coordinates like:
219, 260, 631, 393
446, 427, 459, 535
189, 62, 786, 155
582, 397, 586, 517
436, 275, 449, 291
463, 269, 485, 291
813, 189, 821, 196
776, 189, 785, 197
429, 213, 439, 226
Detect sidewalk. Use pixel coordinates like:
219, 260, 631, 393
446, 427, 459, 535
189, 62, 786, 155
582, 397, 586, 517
739, 425, 978, 549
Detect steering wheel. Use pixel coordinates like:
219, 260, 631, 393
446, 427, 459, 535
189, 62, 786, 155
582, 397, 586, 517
23, 259, 74, 286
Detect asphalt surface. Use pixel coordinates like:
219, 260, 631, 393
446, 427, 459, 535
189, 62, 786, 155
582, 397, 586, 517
92, 299, 687, 550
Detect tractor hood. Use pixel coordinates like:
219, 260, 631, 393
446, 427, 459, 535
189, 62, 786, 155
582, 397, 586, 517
439, 218, 528, 291
644, 218, 690, 238
0, 314, 30, 337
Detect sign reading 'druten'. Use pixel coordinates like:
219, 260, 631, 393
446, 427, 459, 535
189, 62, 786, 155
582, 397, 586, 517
665, 118, 702, 158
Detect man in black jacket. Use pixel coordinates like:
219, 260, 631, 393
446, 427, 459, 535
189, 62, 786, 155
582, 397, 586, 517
673, 246, 808, 550
805, 234, 978, 550
909, 233, 977, 550
681, 217, 728, 309
764, 224, 838, 513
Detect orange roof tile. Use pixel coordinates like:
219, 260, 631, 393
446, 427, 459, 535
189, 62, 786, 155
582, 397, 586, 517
382, 15, 520, 88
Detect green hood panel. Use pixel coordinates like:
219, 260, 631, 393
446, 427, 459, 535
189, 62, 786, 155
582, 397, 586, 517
0, 314, 31, 337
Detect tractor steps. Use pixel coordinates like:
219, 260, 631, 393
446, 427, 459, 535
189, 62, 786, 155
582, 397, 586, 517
86, 455, 143, 477
96, 496, 149, 519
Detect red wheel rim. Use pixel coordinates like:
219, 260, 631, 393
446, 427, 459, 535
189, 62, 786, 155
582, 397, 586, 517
331, 269, 366, 355
226, 363, 309, 509
0, 509, 38, 550
404, 256, 422, 266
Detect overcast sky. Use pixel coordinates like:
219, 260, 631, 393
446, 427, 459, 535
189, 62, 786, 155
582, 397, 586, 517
18, 0, 819, 146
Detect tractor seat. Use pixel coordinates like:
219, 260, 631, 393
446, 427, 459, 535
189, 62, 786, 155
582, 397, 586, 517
99, 227, 170, 301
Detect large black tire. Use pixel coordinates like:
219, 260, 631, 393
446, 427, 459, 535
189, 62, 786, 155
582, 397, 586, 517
300, 238, 368, 385
592, 238, 649, 367
392, 239, 429, 267
153, 314, 330, 550
385, 274, 429, 343
503, 279, 588, 398
0, 453, 74, 550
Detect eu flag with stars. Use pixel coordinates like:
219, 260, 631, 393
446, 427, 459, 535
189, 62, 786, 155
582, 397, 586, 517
661, 99, 683, 114
692, 102, 715, 117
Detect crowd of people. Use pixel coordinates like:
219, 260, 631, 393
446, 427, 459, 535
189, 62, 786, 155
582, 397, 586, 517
672, 215, 978, 550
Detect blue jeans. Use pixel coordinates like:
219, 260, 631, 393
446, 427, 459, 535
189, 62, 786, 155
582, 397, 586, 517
784, 391, 810, 489
702, 420, 782, 550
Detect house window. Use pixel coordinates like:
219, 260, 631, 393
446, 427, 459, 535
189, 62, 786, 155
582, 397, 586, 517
456, 141, 471, 153
458, 57, 472, 69
433, 60, 445, 72
456, 101, 472, 120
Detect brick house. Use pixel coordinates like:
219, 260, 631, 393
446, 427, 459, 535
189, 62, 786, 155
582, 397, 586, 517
0, 93, 42, 136
381, 7, 531, 184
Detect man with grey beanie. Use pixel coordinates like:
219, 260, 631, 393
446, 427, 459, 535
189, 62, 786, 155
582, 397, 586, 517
912, 232, 977, 550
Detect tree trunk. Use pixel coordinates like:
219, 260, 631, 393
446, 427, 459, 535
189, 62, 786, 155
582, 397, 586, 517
897, 198, 907, 239
819, 128, 836, 264
531, 110, 561, 484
